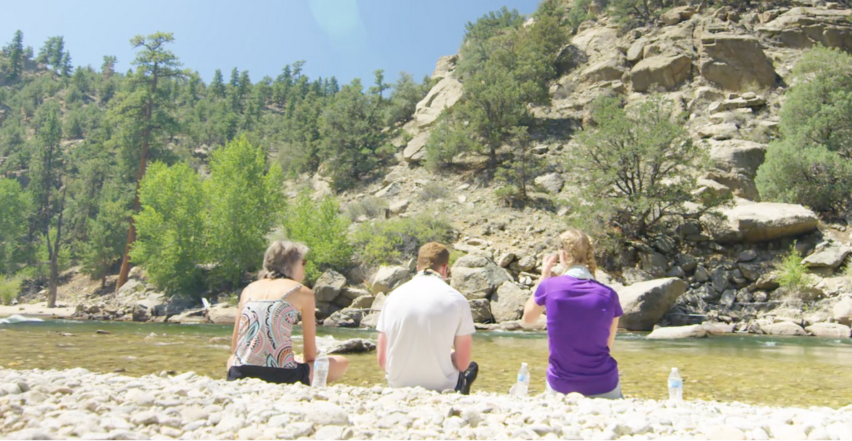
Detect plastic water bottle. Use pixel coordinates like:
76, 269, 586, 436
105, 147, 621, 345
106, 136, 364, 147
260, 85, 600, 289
668, 367, 683, 401
312, 352, 329, 388
510, 363, 530, 397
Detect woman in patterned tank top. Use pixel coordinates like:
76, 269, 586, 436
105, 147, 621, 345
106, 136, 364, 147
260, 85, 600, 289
226, 240, 349, 385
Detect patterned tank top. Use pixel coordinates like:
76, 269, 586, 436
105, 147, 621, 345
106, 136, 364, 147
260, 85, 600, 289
233, 285, 301, 369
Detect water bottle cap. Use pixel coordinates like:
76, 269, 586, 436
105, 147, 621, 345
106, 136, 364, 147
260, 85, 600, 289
671, 368, 678, 372
521, 363, 528, 367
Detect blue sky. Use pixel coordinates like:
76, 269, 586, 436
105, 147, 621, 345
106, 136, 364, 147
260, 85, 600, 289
2, 0, 541, 85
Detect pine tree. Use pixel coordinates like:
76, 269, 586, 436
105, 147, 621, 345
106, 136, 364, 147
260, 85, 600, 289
211, 69, 225, 98
5, 30, 24, 80
101, 55, 117, 78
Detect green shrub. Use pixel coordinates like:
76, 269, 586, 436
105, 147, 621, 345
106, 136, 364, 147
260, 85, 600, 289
0, 275, 23, 305
346, 197, 388, 221
418, 182, 449, 202
283, 193, 353, 284
778, 244, 808, 291
351, 215, 456, 266
566, 0, 593, 33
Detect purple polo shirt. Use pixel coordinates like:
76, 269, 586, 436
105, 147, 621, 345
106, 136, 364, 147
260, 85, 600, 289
534, 274, 623, 396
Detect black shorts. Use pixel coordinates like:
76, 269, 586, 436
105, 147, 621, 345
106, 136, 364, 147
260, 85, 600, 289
227, 363, 311, 386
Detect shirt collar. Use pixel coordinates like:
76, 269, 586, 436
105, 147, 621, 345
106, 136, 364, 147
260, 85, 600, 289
417, 269, 443, 279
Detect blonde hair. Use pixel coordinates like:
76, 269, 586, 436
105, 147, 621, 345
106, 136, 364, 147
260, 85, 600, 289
559, 229, 598, 274
260, 240, 309, 280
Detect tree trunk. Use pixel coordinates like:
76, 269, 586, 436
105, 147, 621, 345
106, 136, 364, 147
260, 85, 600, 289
47, 185, 67, 308
116, 65, 159, 292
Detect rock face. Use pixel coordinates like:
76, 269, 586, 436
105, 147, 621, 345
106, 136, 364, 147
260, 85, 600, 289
647, 324, 707, 339
206, 304, 238, 325
490, 282, 530, 323
580, 54, 627, 83
413, 77, 463, 128
833, 297, 852, 325
705, 140, 767, 201
618, 278, 688, 331
450, 255, 513, 300
370, 266, 411, 294
630, 54, 692, 92
757, 7, 852, 51
706, 201, 818, 243
314, 270, 347, 303
802, 242, 852, 270
761, 321, 806, 336
468, 299, 493, 323
698, 33, 776, 91
806, 323, 852, 338
534, 173, 565, 194
403, 132, 429, 164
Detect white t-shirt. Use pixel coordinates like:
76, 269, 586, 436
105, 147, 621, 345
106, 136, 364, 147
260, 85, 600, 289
377, 272, 476, 391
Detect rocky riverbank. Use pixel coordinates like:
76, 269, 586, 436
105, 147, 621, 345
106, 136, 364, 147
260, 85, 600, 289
1, 368, 850, 440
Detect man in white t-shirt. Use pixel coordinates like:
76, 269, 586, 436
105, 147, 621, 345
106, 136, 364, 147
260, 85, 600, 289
376, 242, 478, 394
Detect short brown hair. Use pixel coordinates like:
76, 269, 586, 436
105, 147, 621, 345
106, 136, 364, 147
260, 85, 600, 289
261, 240, 309, 280
417, 242, 450, 271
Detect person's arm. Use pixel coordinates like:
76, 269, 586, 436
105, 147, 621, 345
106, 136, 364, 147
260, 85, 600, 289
300, 288, 318, 363
451, 334, 472, 372
227, 288, 248, 368
607, 317, 619, 351
521, 295, 544, 326
377, 332, 388, 371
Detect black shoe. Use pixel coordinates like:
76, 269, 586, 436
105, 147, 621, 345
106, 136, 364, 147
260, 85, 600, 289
458, 361, 479, 395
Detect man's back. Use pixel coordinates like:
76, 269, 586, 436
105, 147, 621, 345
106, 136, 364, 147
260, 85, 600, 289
377, 273, 475, 391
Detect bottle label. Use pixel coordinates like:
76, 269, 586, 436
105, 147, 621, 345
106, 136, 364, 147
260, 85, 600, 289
518, 374, 528, 382
668, 379, 682, 388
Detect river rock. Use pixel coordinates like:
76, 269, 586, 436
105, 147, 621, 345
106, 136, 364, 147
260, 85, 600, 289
328, 338, 376, 354
314, 270, 347, 303
450, 256, 512, 299
468, 299, 493, 323
802, 242, 852, 270
618, 278, 688, 331
306, 402, 349, 426
370, 266, 411, 295
206, 304, 237, 325
646, 324, 707, 339
349, 294, 375, 309
705, 201, 818, 243
806, 323, 852, 338
761, 322, 806, 336
490, 282, 530, 323
834, 297, 852, 325
769, 424, 808, 440
698, 33, 776, 91
704, 426, 746, 440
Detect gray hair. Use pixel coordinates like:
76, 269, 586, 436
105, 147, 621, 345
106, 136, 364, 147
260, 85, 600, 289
260, 240, 309, 280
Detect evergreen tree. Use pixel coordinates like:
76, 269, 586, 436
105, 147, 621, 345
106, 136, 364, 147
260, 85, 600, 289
4, 30, 24, 80
101, 55, 117, 78
211, 68, 225, 98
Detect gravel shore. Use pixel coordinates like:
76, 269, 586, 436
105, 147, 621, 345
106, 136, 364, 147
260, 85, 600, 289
1, 368, 850, 440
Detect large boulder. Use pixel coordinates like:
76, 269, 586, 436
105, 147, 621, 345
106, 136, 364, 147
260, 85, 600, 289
370, 266, 411, 294
761, 321, 806, 336
646, 324, 707, 339
629, 54, 692, 92
207, 304, 238, 325
580, 54, 627, 83
468, 299, 493, 324
757, 8, 852, 52
432, 55, 458, 79
413, 77, 463, 128
490, 282, 530, 323
450, 255, 513, 299
698, 33, 776, 92
834, 297, 852, 326
618, 278, 688, 331
705, 200, 818, 243
313, 270, 347, 303
534, 173, 565, 194
806, 323, 851, 338
403, 132, 429, 164
705, 140, 767, 201
802, 242, 852, 270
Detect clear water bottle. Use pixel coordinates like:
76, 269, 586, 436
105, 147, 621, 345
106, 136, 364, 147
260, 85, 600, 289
668, 367, 683, 401
312, 352, 329, 388
510, 363, 530, 397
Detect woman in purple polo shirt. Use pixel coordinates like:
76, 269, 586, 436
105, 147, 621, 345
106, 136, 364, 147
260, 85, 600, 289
521, 229, 623, 399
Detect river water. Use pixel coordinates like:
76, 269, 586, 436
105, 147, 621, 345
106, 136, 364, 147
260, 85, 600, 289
1, 320, 850, 408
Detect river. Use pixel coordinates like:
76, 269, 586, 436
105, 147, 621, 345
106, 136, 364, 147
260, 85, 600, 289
1, 320, 850, 408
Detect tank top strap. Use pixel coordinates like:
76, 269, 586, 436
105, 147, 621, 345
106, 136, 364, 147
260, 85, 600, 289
244, 283, 303, 303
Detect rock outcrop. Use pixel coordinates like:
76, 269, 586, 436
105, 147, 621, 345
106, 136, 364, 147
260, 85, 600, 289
412, 77, 463, 129
618, 278, 688, 331
630, 54, 692, 92
489, 282, 530, 323
698, 33, 776, 92
450, 255, 513, 300
370, 266, 411, 295
705, 140, 767, 201
757, 7, 852, 51
705, 201, 818, 243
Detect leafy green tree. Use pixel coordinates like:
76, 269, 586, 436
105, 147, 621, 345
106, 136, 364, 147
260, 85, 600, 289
318, 78, 394, 190
385, 72, 431, 126
369, 69, 390, 103
131, 162, 205, 296
495, 126, 543, 204
282, 193, 352, 283
204, 136, 284, 287
570, 95, 711, 240
351, 215, 455, 267
0, 178, 29, 275
756, 46, 852, 214
114, 32, 183, 291
424, 110, 476, 170
81, 185, 129, 288
278, 91, 324, 175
